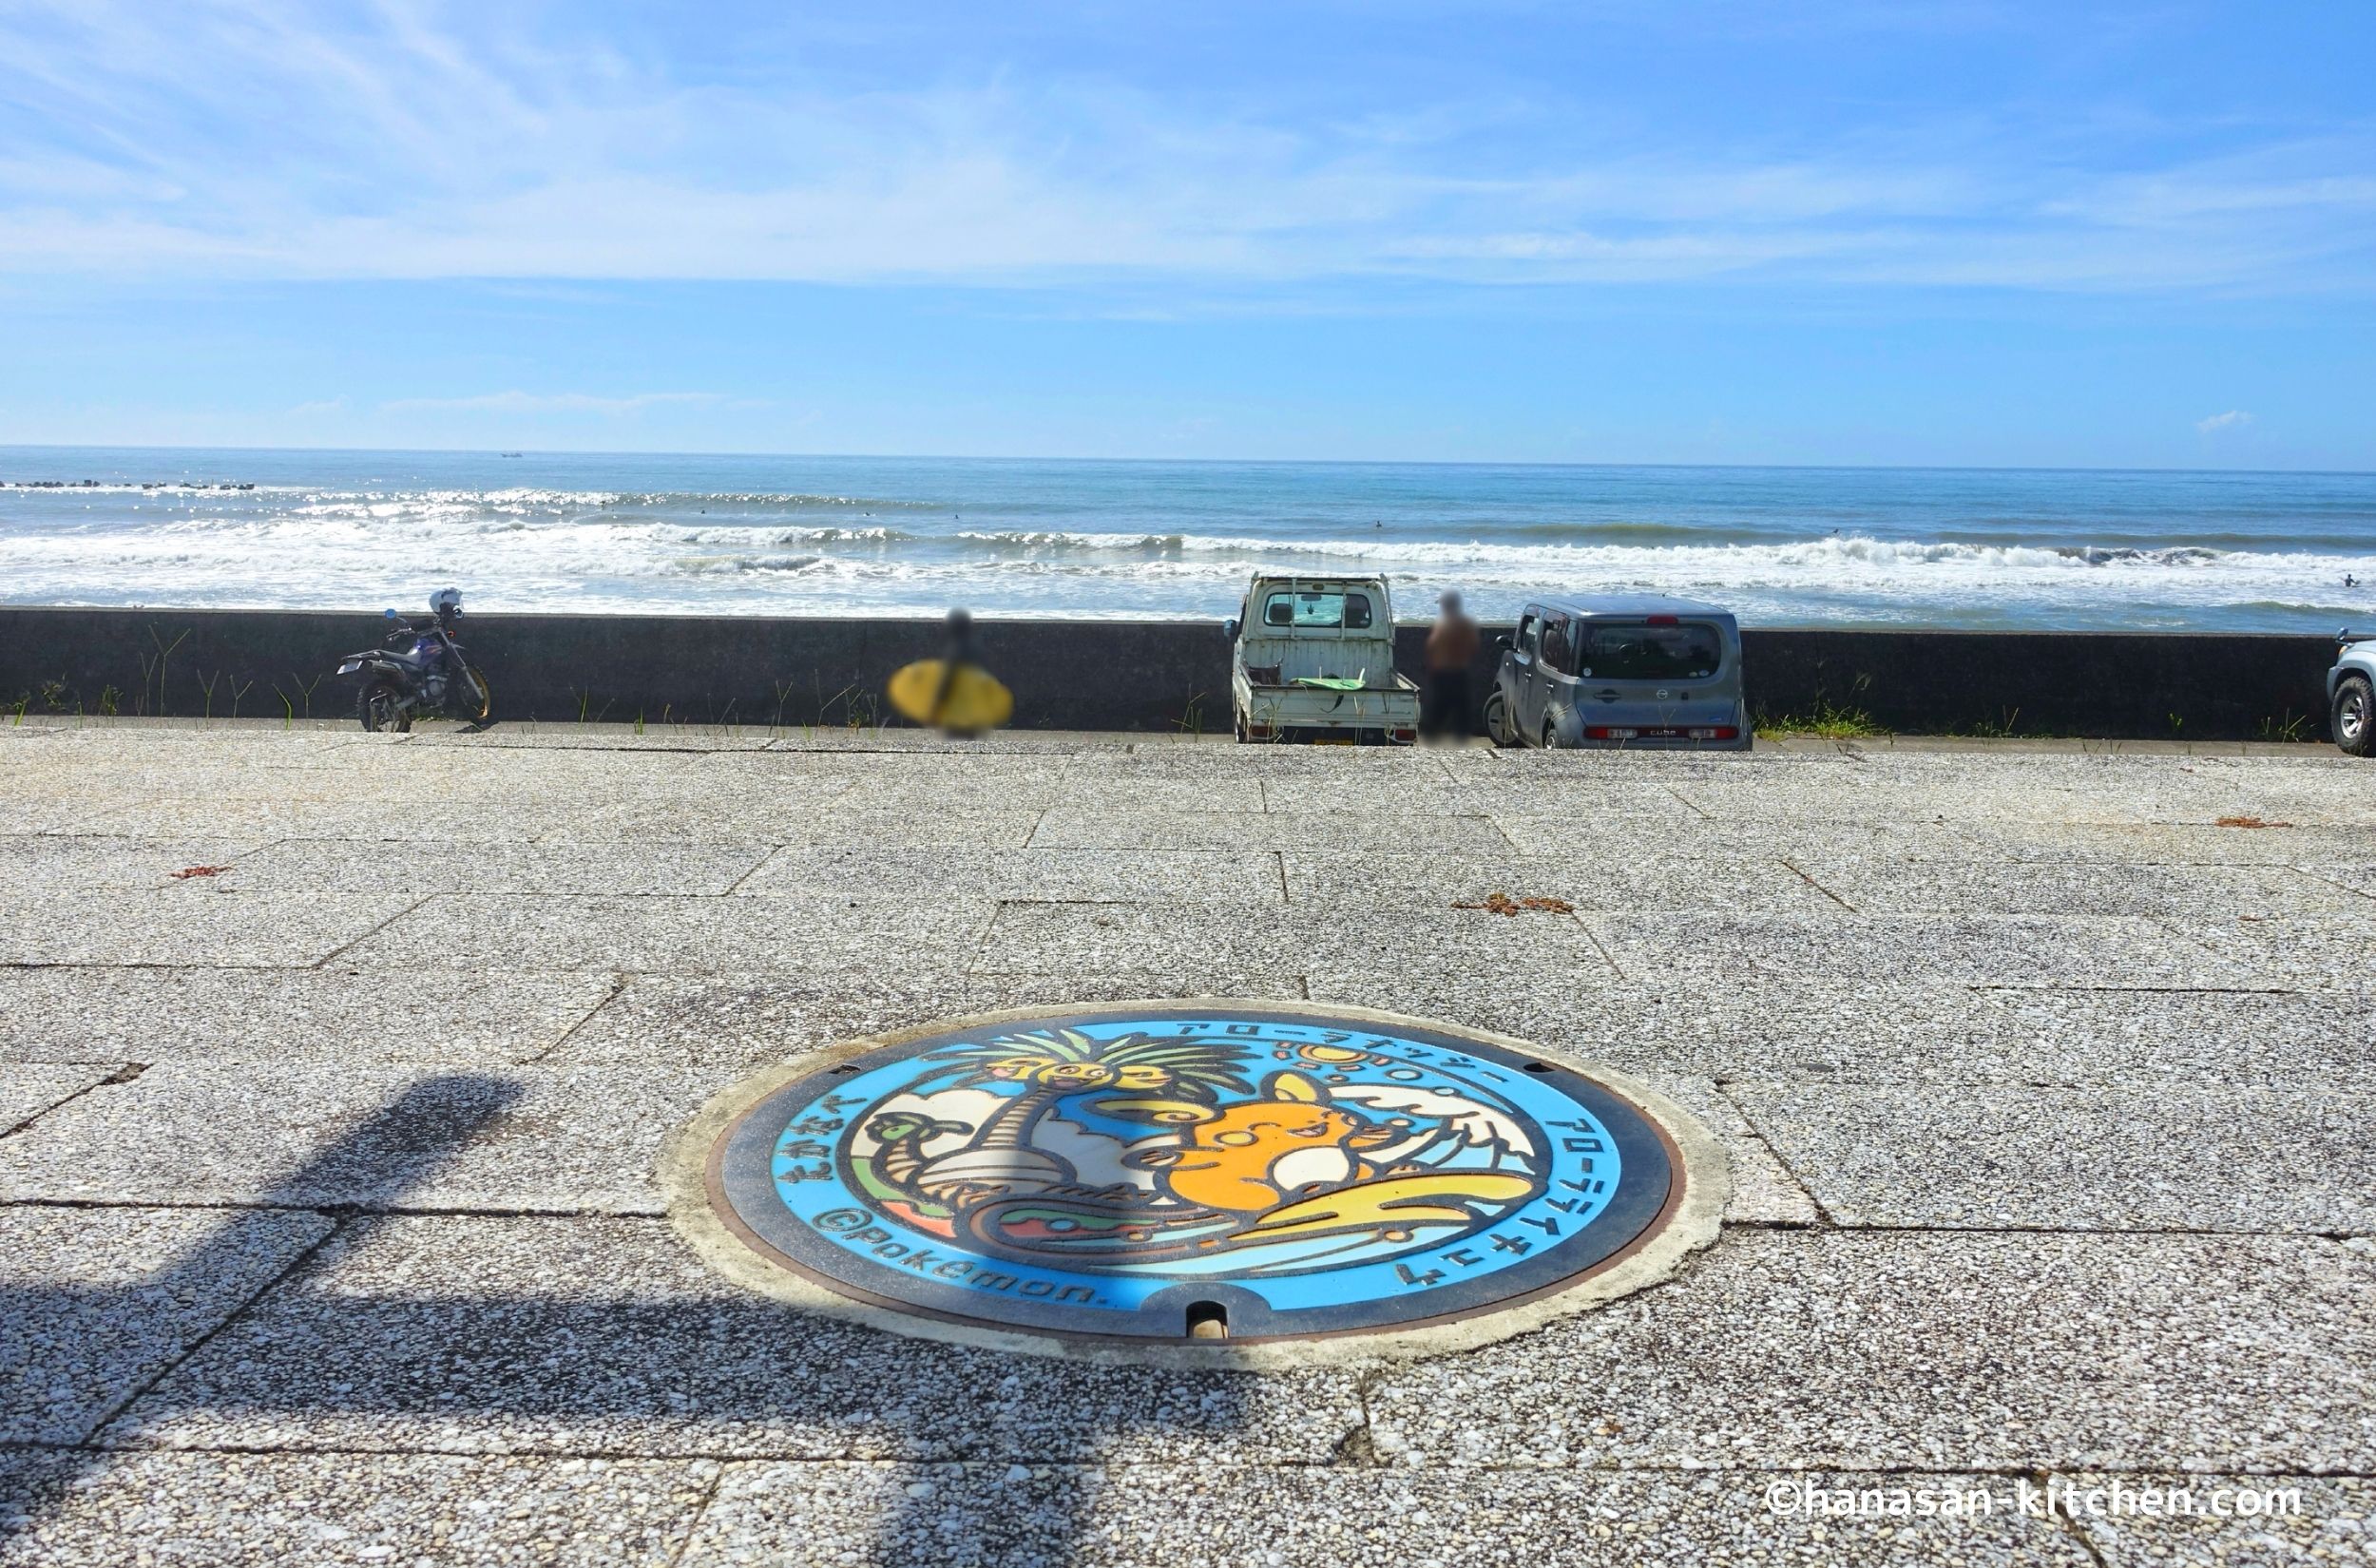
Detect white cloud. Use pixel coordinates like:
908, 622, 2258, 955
0, 2, 2369, 296
2195, 410, 2253, 434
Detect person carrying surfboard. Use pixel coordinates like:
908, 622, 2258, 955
888, 606, 1014, 736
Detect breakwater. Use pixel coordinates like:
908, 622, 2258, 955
0, 607, 2342, 741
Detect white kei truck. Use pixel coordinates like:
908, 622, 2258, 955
1223, 573, 1421, 744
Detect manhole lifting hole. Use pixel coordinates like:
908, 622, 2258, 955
673, 1003, 1722, 1359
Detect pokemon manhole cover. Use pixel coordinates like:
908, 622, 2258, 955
677, 1003, 1719, 1354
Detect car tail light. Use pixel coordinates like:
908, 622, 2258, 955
1586, 725, 1739, 741
1646, 614, 1678, 625
1390, 727, 1416, 743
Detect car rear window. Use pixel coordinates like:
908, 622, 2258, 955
1262, 590, 1373, 629
1580, 622, 1723, 680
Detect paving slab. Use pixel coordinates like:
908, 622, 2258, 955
2153, 913, 2376, 990
1977, 987, 2376, 1085
681, 1463, 2091, 1568
0, 1205, 334, 1444
761, 807, 1048, 850
1488, 813, 2040, 859
1364, 1230, 2376, 1471
2060, 1472, 2371, 1568
1731, 1081, 2376, 1232
1030, 810, 1513, 851
228, 838, 777, 894
0, 888, 410, 966
737, 847, 1283, 904
1301, 976, 2016, 1082
1643, 1076, 1820, 1226
0, 1062, 736, 1213
0, 1064, 122, 1132
546, 970, 1308, 1069
0, 966, 617, 1065
2009, 821, 2376, 867
339, 893, 1000, 974
1283, 850, 1839, 912
1255, 775, 1500, 815
2304, 861, 2376, 901
977, 898, 1620, 978
0, 833, 280, 889
0, 1449, 719, 1568
1787, 854, 2362, 919
103, 1215, 1364, 1463
1583, 912, 2256, 988
837, 774, 1270, 815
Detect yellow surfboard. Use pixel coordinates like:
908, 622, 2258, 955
888, 659, 1014, 731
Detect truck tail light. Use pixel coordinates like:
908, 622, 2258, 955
1390, 727, 1416, 743
1245, 721, 1274, 738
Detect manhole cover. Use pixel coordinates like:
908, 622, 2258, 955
674, 1003, 1720, 1357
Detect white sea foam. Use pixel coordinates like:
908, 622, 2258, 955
5, 465, 2369, 629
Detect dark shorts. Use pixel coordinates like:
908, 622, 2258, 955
1421, 669, 1472, 736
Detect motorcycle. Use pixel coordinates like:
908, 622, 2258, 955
335, 590, 491, 732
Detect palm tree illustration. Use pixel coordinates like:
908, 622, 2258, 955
912, 1030, 1254, 1198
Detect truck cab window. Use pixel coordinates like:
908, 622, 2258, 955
1261, 590, 1370, 629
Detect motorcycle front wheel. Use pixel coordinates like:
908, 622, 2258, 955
458, 665, 491, 722
357, 679, 412, 733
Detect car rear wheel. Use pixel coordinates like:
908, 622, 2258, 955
1483, 689, 1513, 747
2335, 674, 2376, 756
1541, 717, 1561, 751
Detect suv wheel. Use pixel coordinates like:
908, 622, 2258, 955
2336, 674, 2376, 756
1483, 689, 1513, 747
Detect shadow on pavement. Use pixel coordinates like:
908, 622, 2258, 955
1, 1075, 1263, 1565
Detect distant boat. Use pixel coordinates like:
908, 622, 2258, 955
500, 451, 524, 458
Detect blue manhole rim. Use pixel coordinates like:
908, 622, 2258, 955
668, 1000, 1727, 1366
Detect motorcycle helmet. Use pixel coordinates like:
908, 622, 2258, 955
429, 587, 462, 619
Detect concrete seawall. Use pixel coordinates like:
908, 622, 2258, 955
0, 606, 2342, 740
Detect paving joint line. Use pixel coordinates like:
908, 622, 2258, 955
660, 1461, 730, 1567
0, 1196, 647, 1220
0, 1061, 147, 1141
1571, 915, 1626, 983
74, 1212, 353, 1444
2033, 1464, 2118, 1568
1779, 856, 1861, 912
1659, 781, 1713, 822
307, 894, 430, 969
9, 1441, 2376, 1479
716, 845, 785, 897
516, 971, 630, 1065
1718, 1086, 1842, 1229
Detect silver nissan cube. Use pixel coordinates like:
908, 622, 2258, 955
1485, 594, 1751, 751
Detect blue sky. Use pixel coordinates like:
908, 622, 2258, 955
1, 1, 2370, 467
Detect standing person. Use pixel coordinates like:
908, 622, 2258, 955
1421, 591, 1482, 741
888, 606, 1013, 736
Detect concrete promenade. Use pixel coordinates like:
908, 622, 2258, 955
1, 718, 2371, 1564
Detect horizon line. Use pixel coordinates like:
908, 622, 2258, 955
1, 442, 2369, 481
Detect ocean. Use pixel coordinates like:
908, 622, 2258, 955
4, 447, 2372, 631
